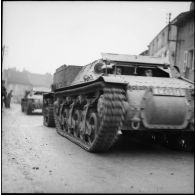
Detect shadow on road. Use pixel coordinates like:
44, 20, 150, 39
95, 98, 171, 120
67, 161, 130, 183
108, 134, 190, 155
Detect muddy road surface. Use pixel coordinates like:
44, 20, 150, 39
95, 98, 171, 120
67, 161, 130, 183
2, 104, 194, 193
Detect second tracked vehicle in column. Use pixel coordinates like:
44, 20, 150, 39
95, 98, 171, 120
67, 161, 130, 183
43, 53, 194, 152
22, 89, 48, 115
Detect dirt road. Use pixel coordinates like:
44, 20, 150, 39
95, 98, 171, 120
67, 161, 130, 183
2, 104, 194, 193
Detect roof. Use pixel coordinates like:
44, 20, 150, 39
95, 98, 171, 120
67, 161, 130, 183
6, 69, 32, 85
5, 68, 52, 88
27, 73, 52, 87
101, 53, 170, 65
172, 10, 194, 26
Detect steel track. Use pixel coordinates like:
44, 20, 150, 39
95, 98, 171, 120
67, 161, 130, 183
54, 83, 127, 152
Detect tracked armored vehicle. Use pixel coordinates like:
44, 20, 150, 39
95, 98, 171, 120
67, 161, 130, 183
43, 53, 194, 152
21, 90, 48, 115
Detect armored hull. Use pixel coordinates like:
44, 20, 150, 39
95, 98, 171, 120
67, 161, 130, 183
21, 90, 48, 115
43, 53, 194, 152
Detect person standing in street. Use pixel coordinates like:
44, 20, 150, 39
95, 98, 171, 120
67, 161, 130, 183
2, 80, 7, 108
6, 90, 13, 108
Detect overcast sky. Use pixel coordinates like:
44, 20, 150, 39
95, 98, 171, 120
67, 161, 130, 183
3, 1, 191, 74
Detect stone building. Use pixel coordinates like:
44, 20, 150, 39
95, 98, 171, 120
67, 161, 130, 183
147, 2, 194, 81
4, 68, 52, 103
4, 68, 32, 103
148, 19, 177, 66
172, 4, 194, 81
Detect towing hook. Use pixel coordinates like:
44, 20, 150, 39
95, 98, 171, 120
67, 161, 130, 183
131, 121, 140, 130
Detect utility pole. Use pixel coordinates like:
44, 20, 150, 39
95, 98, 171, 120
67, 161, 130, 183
167, 13, 171, 42
166, 12, 171, 25
2, 45, 5, 68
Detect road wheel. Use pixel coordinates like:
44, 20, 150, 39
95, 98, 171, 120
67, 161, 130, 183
72, 109, 81, 138
85, 110, 98, 145
84, 87, 126, 152
43, 105, 55, 127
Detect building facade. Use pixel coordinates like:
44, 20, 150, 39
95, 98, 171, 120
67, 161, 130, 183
4, 68, 52, 103
147, 2, 194, 81
7, 83, 32, 103
4, 68, 32, 103
148, 22, 177, 66
172, 9, 194, 81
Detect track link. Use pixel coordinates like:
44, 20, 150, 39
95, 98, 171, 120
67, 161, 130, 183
54, 84, 127, 152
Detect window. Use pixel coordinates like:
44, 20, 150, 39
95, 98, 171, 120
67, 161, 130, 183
183, 49, 194, 78
188, 49, 194, 70
183, 51, 188, 72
